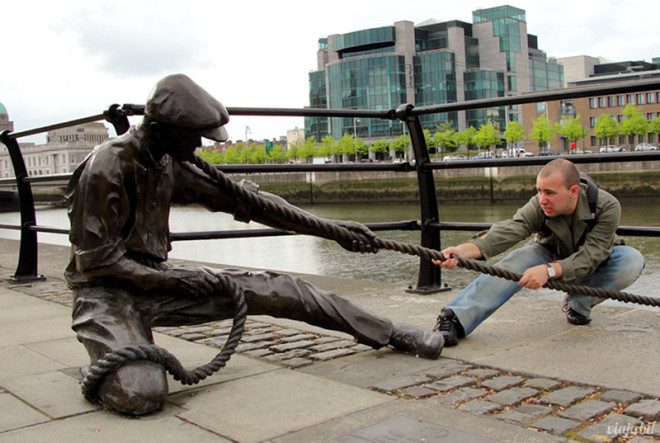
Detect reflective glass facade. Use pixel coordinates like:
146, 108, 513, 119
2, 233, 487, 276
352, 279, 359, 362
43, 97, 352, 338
305, 71, 328, 140
414, 51, 458, 130
464, 70, 505, 128
327, 56, 406, 138
530, 58, 564, 91
306, 6, 562, 140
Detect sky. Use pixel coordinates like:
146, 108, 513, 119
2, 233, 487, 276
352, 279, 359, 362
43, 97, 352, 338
1, 0, 658, 144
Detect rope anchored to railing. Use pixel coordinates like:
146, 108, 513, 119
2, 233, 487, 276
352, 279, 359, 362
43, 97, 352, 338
187, 154, 659, 308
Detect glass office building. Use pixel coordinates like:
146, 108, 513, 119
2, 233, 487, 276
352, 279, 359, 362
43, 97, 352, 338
306, 5, 563, 140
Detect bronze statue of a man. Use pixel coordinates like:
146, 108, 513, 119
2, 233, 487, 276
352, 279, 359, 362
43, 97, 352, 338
65, 74, 444, 415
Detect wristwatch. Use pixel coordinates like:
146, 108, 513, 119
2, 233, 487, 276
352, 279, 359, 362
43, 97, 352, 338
546, 263, 557, 279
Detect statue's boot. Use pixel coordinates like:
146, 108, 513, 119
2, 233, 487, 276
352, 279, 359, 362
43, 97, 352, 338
389, 322, 444, 359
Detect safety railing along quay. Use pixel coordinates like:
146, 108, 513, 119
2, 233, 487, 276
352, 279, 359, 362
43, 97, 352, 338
1, 78, 659, 292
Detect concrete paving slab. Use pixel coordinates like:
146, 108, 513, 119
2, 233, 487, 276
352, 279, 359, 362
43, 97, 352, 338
0, 403, 227, 442
0, 298, 67, 325
299, 348, 448, 389
23, 337, 88, 368
0, 392, 49, 433
171, 369, 391, 443
0, 316, 73, 348
473, 308, 660, 394
274, 397, 563, 443
2, 370, 98, 418
0, 345, 66, 382
152, 334, 280, 395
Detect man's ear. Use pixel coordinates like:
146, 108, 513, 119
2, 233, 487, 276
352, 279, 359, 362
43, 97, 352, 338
571, 184, 580, 197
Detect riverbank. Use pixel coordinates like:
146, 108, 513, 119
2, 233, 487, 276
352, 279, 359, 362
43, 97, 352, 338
15, 167, 660, 208
257, 169, 660, 204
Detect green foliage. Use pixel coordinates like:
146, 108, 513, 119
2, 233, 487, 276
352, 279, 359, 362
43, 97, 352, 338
504, 121, 525, 145
594, 114, 619, 144
649, 117, 660, 135
620, 104, 648, 138
197, 148, 224, 164
473, 121, 500, 148
433, 127, 457, 152
423, 129, 436, 149
298, 136, 317, 161
555, 114, 586, 143
529, 115, 554, 146
336, 133, 356, 155
371, 139, 390, 154
455, 126, 477, 148
267, 145, 286, 163
391, 134, 410, 153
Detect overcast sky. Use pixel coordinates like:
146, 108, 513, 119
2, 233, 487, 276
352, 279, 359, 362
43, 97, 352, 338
2, 0, 658, 144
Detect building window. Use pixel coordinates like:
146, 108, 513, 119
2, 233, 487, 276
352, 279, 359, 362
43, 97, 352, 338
590, 136, 597, 146
627, 94, 634, 104
647, 92, 656, 104
589, 117, 596, 128
607, 96, 613, 107
647, 113, 654, 120
598, 97, 605, 107
637, 93, 645, 105
617, 115, 623, 123
589, 98, 596, 109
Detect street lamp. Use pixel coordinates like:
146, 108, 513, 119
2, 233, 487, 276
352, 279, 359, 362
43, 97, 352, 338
353, 118, 360, 161
244, 126, 251, 163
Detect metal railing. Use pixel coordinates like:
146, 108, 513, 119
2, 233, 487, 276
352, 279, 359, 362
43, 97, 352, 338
1, 78, 659, 289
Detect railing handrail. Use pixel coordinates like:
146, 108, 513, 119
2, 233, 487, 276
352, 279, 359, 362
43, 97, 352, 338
1, 77, 660, 287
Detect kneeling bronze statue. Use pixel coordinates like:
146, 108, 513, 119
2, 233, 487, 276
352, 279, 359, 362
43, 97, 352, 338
66, 74, 444, 415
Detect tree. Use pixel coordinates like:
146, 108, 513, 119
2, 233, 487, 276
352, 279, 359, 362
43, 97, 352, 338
433, 127, 457, 156
298, 137, 317, 162
455, 126, 477, 150
423, 129, 437, 151
473, 121, 500, 151
267, 145, 286, 163
503, 121, 524, 154
620, 104, 648, 148
197, 147, 223, 164
316, 135, 334, 158
593, 114, 619, 146
555, 114, 586, 151
391, 134, 410, 156
529, 115, 554, 152
648, 117, 660, 144
370, 140, 389, 160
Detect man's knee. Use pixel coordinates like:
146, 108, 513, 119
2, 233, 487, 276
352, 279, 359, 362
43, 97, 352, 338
609, 246, 645, 288
99, 361, 168, 416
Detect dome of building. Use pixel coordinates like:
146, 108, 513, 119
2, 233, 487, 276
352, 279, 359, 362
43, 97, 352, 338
0, 102, 7, 116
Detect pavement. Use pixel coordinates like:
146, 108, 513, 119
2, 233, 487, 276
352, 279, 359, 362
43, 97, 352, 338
0, 238, 658, 442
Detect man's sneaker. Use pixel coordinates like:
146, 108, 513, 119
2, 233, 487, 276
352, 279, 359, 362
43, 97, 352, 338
563, 303, 591, 325
389, 322, 444, 359
433, 307, 460, 347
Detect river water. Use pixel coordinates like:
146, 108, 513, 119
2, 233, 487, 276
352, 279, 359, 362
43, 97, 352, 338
0, 198, 658, 299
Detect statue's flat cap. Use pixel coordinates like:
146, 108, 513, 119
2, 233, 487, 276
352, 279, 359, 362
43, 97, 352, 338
146, 74, 229, 141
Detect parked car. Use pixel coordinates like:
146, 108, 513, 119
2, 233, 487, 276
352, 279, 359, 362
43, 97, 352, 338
599, 145, 624, 153
572, 149, 593, 154
442, 155, 468, 161
500, 148, 534, 158
634, 143, 658, 151
473, 151, 495, 160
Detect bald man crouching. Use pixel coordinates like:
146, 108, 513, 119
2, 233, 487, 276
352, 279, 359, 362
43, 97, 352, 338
433, 158, 644, 346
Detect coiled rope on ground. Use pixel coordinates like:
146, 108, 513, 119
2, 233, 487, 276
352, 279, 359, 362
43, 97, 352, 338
80, 272, 247, 402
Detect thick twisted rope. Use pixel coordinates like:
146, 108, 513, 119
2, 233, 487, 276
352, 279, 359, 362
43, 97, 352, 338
187, 155, 659, 308
80, 273, 247, 402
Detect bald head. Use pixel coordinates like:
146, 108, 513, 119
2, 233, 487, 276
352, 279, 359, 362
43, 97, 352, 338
538, 158, 580, 189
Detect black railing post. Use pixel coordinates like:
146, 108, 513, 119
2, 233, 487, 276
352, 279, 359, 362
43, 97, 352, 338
395, 105, 450, 293
0, 131, 46, 283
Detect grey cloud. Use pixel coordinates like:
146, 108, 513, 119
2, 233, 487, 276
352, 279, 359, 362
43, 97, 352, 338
54, 5, 214, 76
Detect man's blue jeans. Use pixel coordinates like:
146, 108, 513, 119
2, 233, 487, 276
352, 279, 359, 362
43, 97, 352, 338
447, 244, 645, 337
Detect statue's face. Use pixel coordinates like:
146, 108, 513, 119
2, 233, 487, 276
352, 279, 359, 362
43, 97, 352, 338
151, 122, 202, 161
